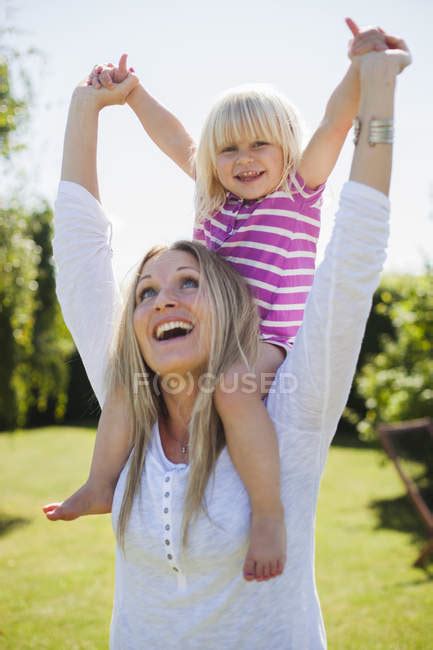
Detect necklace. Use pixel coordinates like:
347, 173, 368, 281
160, 418, 189, 456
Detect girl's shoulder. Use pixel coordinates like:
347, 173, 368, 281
286, 172, 325, 205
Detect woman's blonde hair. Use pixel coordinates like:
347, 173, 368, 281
194, 83, 304, 222
107, 240, 260, 550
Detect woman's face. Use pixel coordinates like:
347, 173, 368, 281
133, 249, 211, 379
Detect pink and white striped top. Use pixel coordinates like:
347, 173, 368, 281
193, 174, 325, 349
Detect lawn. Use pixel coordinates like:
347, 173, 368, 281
1, 427, 432, 649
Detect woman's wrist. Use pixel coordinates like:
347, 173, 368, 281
70, 85, 102, 114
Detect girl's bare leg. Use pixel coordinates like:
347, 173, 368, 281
43, 388, 133, 521
214, 342, 286, 581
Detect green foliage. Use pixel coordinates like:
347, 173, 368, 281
0, 56, 27, 157
0, 203, 39, 428
354, 272, 433, 440
0, 203, 74, 429
0, 45, 74, 430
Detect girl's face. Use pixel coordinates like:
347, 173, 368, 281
133, 250, 212, 380
215, 138, 284, 200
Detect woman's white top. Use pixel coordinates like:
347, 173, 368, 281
53, 180, 390, 650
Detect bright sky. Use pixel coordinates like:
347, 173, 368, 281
4, 0, 433, 283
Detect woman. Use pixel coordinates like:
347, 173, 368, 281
48, 36, 410, 649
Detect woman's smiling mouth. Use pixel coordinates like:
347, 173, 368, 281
153, 320, 195, 341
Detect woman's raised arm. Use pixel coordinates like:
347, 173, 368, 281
269, 43, 411, 467
54, 69, 139, 405
61, 65, 139, 198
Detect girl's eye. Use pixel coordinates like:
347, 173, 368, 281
221, 145, 236, 153
182, 277, 199, 289
253, 141, 268, 148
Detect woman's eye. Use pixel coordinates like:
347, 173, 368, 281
139, 287, 156, 300
182, 277, 199, 289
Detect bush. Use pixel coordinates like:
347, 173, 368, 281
355, 272, 433, 436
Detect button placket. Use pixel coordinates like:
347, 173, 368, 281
161, 472, 182, 576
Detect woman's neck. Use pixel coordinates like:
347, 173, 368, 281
160, 381, 198, 441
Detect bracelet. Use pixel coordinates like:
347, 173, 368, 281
368, 119, 394, 146
352, 117, 394, 147
352, 117, 361, 146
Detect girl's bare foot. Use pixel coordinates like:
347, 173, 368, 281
42, 482, 113, 521
243, 510, 286, 582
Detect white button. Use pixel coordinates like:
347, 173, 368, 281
164, 507, 169, 514
165, 476, 170, 483
165, 539, 170, 546
165, 524, 170, 531
164, 492, 170, 498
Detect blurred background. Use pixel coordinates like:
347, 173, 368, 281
1, 1, 432, 648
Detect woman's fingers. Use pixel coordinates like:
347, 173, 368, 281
352, 36, 388, 56
384, 34, 409, 51
345, 17, 360, 37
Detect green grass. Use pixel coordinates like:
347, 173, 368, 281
1, 428, 432, 649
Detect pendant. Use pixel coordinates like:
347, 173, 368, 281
181, 445, 188, 454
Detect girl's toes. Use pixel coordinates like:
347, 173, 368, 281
255, 561, 265, 582
269, 560, 278, 578
46, 506, 63, 520
243, 558, 256, 581
276, 559, 284, 575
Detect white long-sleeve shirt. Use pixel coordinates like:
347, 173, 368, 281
53, 180, 390, 650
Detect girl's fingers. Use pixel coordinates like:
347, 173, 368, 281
118, 53, 128, 75
91, 75, 102, 89
345, 17, 360, 37
100, 70, 114, 88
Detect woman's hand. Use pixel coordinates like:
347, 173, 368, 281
346, 17, 412, 76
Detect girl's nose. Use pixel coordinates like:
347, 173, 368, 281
237, 148, 254, 163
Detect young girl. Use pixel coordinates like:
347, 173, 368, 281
44, 19, 391, 582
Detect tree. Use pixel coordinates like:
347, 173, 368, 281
0, 44, 74, 430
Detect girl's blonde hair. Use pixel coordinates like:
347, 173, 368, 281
194, 83, 304, 223
107, 240, 260, 550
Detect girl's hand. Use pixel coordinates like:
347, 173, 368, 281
345, 17, 412, 76
87, 53, 133, 90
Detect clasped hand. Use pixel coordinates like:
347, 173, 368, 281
79, 18, 411, 111
73, 53, 139, 110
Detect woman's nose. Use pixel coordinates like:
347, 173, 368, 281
154, 287, 177, 311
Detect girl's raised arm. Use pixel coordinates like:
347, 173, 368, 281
269, 44, 411, 467
90, 57, 196, 179
297, 18, 396, 190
